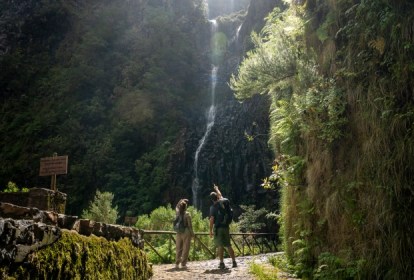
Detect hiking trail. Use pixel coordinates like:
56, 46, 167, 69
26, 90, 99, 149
150, 253, 298, 280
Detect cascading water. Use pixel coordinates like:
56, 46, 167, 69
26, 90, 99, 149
230, 23, 242, 46
210, 18, 218, 33
192, 65, 218, 209
236, 24, 242, 42
192, 20, 219, 209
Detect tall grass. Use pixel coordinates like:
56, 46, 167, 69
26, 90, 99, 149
249, 261, 279, 280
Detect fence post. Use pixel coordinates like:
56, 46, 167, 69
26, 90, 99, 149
242, 236, 245, 256
192, 236, 195, 260
169, 234, 172, 262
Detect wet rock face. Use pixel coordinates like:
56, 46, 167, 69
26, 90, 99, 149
207, 0, 250, 19
201, 2, 283, 207
237, 0, 287, 54
169, 95, 273, 214
168, 1, 285, 214
195, 95, 273, 212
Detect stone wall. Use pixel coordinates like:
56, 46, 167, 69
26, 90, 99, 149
0, 202, 144, 264
0, 188, 66, 213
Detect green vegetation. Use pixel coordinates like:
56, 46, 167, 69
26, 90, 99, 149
249, 254, 299, 280
237, 205, 268, 232
231, 1, 414, 279
0, 0, 208, 217
135, 205, 213, 263
249, 261, 279, 280
0, 230, 152, 280
2, 181, 29, 193
81, 190, 118, 224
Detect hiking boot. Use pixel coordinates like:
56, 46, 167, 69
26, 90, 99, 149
218, 262, 225, 269
232, 261, 237, 268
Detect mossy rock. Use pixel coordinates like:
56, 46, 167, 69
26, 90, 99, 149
0, 229, 153, 279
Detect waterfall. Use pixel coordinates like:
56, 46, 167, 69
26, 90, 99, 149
192, 65, 218, 209
236, 24, 242, 42
210, 19, 218, 32
230, 23, 242, 46
191, 18, 220, 209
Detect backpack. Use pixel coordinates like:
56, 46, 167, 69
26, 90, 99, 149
173, 213, 186, 233
215, 198, 233, 227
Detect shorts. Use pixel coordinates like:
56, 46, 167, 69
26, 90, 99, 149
214, 227, 231, 247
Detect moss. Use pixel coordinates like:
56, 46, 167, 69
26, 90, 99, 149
1, 229, 153, 280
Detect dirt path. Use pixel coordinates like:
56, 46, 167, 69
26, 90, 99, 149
150, 253, 298, 280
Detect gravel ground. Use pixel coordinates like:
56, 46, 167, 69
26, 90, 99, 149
150, 253, 298, 280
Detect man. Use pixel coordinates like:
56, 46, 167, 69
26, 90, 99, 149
209, 184, 237, 269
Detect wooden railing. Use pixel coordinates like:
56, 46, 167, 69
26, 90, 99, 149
142, 230, 278, 263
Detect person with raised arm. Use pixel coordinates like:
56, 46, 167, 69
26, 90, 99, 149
209, 184, 237, 269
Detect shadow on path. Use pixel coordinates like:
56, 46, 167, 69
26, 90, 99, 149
203, 268, 232, 275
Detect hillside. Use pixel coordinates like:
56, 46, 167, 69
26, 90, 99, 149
0, 0, 209, 215
0, 0, 279, 218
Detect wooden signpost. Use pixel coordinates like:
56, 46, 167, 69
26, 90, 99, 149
39, 153, 68, 191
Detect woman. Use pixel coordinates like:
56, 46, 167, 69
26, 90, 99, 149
175, 198, 194, 269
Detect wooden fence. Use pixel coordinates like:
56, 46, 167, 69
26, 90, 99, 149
142, 230, 279, 263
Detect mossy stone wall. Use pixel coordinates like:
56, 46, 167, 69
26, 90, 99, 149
0, 229, 153, 279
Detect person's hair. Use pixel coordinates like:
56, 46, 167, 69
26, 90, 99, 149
178, 200, 187, 215
210, 192, 218, 202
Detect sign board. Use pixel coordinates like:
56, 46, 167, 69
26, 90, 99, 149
39, 155, 68, 176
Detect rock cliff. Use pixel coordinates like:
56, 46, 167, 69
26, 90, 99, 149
169, 0, 285, 214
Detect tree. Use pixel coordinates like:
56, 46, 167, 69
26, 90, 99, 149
237, 205, 268, 233
82, 190, 118, 224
